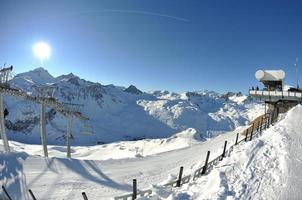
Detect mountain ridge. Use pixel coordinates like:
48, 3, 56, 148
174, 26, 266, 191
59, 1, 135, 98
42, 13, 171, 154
5, 67, 263, 145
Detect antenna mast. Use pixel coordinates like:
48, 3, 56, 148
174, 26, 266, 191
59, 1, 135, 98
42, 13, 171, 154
295, 57, 299, 89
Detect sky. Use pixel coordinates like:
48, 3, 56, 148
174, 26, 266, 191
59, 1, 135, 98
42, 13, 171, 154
1, 0, 302, 93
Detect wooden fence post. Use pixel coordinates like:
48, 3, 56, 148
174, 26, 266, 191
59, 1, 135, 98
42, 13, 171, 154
249, 123, 254, 141
235, 133, 239, 145
220, 141, 227, 161
259, 117, 263, 133
132, 179, 137, 199
245, 129, 248, 142
28, 189, 37, 200
201, 151, 210, 175
1, 186, 12, 200
177, 167, 184, 187
82, 192, 89, 200
249, 129, 253, 141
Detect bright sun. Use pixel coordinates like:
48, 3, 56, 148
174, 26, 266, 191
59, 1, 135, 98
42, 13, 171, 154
33, 42, 51, 63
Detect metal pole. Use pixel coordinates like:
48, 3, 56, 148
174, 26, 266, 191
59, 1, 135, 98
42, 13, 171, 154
2, 186, 12, 200
67, 115, 72, 158
249, 123, 254, 141
132, 179, 137, 199
28, 189, 37, 200
245, 129, 248, 142
220, 141, 227, 160
82, 192, 89, 200
177, 167, 184, 187
201, 151, 210, 175
235, 133, 239, 145
40, 104, 48, 157
260, 117, 263, 133
0, 94, 10, 152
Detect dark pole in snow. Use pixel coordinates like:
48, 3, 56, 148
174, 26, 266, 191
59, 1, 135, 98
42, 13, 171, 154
202, 151, 210, 175
28, 189, 37, 200
220, 141, 227, 161
251, 123, 254, 134
2, 186, 12, 200
266, 116, 270, 129
132, 179, 137, 199
177, 166, 184, 187
235, 133, 239, 145
259, 117, 263, 133
82, 192, 88, 200
245, 129, 248, 142
249, 128, 253, 141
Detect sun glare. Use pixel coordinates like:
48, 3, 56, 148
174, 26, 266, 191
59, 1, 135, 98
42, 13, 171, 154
33, 42, 51, 63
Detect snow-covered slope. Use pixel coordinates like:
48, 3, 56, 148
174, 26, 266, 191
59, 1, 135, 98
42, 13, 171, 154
2, 104, 302, 200
148, 105, 302, 200
5, 67, 262, 145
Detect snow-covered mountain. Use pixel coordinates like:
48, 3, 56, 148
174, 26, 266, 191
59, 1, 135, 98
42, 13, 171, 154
5, 67, 263, 145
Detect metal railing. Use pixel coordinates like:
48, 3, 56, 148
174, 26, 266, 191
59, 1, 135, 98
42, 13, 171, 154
249, 90, 302, 100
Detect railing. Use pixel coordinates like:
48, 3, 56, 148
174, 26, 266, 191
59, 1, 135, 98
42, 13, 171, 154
249, 90, 302, 100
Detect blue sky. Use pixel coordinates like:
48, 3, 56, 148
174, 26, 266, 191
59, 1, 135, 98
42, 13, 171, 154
1, 0, 302, 93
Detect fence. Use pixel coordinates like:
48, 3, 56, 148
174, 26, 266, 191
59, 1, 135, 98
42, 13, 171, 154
1, 112, 278, 200
249, 90, 302, 102
114, 111, 278, 200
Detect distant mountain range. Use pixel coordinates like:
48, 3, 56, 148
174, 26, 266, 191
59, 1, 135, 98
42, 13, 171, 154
4, 67, 263, 145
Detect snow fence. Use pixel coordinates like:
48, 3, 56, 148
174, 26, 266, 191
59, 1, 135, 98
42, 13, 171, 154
114, 110, 278, 200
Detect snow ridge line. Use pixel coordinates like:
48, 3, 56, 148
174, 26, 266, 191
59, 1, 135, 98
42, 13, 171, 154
114, 113, 276, 200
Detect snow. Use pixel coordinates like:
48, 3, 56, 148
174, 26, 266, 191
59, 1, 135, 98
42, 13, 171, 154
0, 125, 249, 200
2, 104, 301, 199
4, 67, 289, 200
142, 105, 302, 200
147, 121, 287, 199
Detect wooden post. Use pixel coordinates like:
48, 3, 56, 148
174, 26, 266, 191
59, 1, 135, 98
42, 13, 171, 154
235, 133, 239, 145
28, 189, 37, 200
249, 129, 253, 141
132, 179, 137, 199
177, 166, 184, 187
0, 94, 10, 153
220, 141, 227, 160
259, 117, 263, 133
266, 117, 270, 129
67, 115, 72, 158
201, 151, 210, 175
40, 103, 48, 157
245, 129, 248, 142
82, 192, 88, 200
251, 123, 254, 134
2, 186, 12, 200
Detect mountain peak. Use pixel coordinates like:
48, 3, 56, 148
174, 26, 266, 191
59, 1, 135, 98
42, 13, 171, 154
13, 67, 55, 85
124, 85, 143, 95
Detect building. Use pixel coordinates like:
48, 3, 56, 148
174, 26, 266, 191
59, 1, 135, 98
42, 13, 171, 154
249, 69, 301, 114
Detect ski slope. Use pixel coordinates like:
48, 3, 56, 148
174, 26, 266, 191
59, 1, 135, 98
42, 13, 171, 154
1, 126, 248, 200
3, 104, 302, 199
148, 106, 302, 200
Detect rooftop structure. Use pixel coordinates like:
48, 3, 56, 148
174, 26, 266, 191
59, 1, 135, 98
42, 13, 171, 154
255, 70, 285, 91
249, 69, 301, 114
